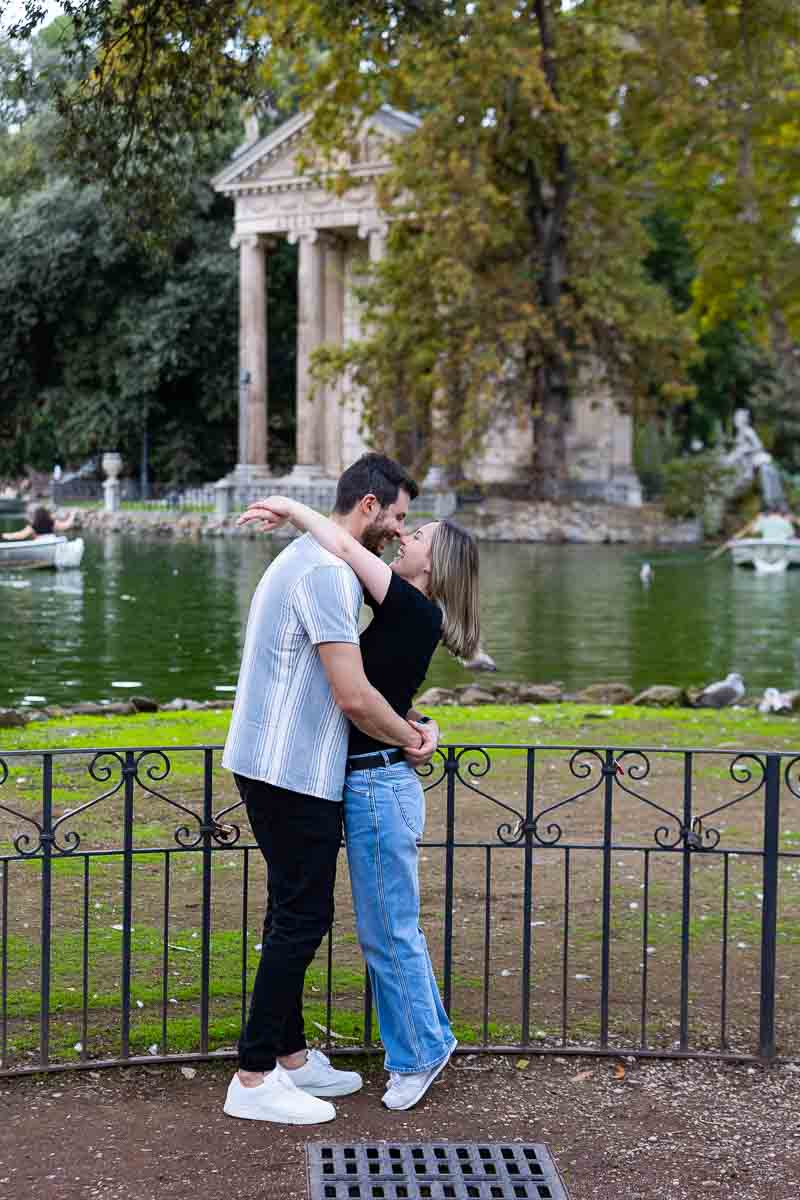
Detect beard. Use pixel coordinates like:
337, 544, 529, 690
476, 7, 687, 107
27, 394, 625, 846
362, 517, 392, 555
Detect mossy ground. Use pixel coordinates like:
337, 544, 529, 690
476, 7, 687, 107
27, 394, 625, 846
2, 704, 799, 1071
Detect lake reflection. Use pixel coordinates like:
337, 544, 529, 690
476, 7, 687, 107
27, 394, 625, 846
1, 520, 799, 707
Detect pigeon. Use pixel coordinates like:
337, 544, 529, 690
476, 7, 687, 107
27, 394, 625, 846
460, 647, 497, 672
639, 562, 653, 585
758, 687, 793, 714
695, 672, 745, 708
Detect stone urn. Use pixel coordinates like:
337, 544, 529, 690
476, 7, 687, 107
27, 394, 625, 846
101, 451, 123, 481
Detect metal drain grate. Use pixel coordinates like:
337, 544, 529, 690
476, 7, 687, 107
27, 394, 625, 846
306, 1142, 570, 1200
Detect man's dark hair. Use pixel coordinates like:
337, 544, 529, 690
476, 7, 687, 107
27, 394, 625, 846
31, 507, 54, 535
333, 453, 419, 514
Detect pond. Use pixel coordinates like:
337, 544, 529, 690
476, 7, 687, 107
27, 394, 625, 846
1, 518, 800, 708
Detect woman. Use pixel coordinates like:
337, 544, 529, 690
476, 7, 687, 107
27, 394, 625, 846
246, 495, 480, 1111
2, 506, 75, 541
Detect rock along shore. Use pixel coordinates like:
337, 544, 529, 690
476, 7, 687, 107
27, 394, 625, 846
65, 500, 701, 545
2, 680, 798, 728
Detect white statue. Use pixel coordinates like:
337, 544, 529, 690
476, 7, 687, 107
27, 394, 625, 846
724, 408, 772, 473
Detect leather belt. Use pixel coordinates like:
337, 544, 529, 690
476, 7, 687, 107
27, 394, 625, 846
346, 747, 405, 772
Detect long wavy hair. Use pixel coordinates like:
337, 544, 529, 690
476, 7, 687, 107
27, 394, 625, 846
429, 520, 480, 660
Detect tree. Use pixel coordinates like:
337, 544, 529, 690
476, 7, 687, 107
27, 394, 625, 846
2, 1, 697, 494
632, 1, 800, 367
12, 3, 798, 491
304, 2, 694, 490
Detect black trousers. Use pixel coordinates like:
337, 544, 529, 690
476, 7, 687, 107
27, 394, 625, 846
235, 773, 343, 1071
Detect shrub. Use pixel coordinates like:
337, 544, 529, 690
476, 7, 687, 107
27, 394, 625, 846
661, 454, 737, 520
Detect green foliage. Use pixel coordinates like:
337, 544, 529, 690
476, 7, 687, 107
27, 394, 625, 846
661, 453, 736, 521
632, 420, 679, 500
750, 355, 800, 473
0, 19, 298, 483
0, 174, 241, 481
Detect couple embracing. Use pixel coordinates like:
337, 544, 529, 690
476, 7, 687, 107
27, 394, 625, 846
221, 454, 480, 1124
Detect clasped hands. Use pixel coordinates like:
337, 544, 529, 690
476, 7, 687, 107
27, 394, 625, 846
405, 719, 439, 767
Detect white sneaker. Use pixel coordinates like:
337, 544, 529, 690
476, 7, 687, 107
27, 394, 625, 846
223, 1066, 336, 1124
382, 1045, 455, 1111
287, 1048, 363, 1097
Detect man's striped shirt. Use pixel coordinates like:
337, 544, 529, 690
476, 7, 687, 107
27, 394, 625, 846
222, 533, 362, 801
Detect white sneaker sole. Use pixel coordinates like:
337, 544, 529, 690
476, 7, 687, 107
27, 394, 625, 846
382, 1048, 455, 1111
297, 1078, 363, 1098
223, 1098, 336, 1124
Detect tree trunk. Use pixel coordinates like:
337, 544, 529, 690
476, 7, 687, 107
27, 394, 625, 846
528, 0, 572, 502
531, 358, 569, 501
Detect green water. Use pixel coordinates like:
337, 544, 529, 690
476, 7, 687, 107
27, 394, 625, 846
1, 520, 799, 707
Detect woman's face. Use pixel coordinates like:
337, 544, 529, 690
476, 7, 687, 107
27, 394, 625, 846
390, 521, 439, 580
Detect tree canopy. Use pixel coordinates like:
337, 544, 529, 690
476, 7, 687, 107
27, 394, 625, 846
2, 1, 798, 491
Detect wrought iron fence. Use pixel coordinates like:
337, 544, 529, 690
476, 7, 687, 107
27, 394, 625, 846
1, 740, 799, 1078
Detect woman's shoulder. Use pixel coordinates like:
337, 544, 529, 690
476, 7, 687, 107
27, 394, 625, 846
387, 572, 442, 625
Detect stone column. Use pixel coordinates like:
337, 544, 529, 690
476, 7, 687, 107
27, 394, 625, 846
289, 229, 325, 478
322, 234, 345, 476
356, 220, 393, 453
234, 233, 272, 475
340, 241, 371, 469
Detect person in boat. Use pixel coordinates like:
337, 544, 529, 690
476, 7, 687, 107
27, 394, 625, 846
2, 506, 76, 542
722, 505, 799, 547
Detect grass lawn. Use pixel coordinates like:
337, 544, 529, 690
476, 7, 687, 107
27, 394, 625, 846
2, 703, 799, 1071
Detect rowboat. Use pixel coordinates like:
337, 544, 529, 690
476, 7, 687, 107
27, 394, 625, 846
729, 538, 800, 574
0, 535, 85, 570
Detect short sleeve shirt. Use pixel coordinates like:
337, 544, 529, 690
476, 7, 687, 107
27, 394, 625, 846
222, 534, 362, 800
753, 514, 794, 541
349, 572, 443, 756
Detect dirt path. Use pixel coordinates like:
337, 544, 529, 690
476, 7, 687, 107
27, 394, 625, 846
1, 1054, 799, 1200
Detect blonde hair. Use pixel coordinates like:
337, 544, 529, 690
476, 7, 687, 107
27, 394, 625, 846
429, 520, 480, 660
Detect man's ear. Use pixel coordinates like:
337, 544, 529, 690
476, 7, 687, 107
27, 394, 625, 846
359, 493, 378, 516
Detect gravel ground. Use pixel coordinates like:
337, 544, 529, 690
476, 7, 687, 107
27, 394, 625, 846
1, 1054, 799, 1199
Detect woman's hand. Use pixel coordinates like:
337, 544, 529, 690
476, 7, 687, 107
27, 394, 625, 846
237, 496, 294, 533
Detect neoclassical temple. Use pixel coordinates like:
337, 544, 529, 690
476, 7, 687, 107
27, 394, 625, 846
213, 106, 641, 504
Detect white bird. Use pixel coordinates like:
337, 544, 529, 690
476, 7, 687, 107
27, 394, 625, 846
639, 562, 653, 585
695, 672, 745, 709
460, 647, 497, 672
758, 687, 793, 714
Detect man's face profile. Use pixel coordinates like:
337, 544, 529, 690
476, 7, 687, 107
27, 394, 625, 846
362, 488, 411, 555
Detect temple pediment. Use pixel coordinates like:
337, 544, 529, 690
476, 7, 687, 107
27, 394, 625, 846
212, 105, 420, 197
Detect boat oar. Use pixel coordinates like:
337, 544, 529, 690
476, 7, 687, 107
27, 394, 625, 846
707, 539, 734, 561
707, 518, 757, 562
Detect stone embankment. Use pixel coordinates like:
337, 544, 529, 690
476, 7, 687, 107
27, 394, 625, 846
0, 696, 233, 727
67, 500, 701, 545
460, 498, 701, 544
416, 679, 800, 712
3, 681, 799, 728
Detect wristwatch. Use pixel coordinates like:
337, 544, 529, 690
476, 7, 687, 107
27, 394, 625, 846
417, 715, 432, 724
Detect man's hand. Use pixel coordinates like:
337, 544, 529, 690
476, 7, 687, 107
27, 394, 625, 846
236, 496, 293, 533
404, 719, 439, 767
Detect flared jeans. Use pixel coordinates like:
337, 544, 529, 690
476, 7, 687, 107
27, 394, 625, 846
344, 756, 456, 1074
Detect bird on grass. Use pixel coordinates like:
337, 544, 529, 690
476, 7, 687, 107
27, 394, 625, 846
758, 687, 793, 714
695, 673, 745, 708
639, 562, 653, 585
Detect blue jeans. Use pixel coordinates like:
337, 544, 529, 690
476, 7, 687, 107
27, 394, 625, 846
344, 756, 456, 1074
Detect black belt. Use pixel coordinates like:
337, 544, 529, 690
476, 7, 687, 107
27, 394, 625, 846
346, 747, 405, 772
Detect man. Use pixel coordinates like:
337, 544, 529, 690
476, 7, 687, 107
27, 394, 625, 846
724, 505, 799, 547
221, 453, 438, 1125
